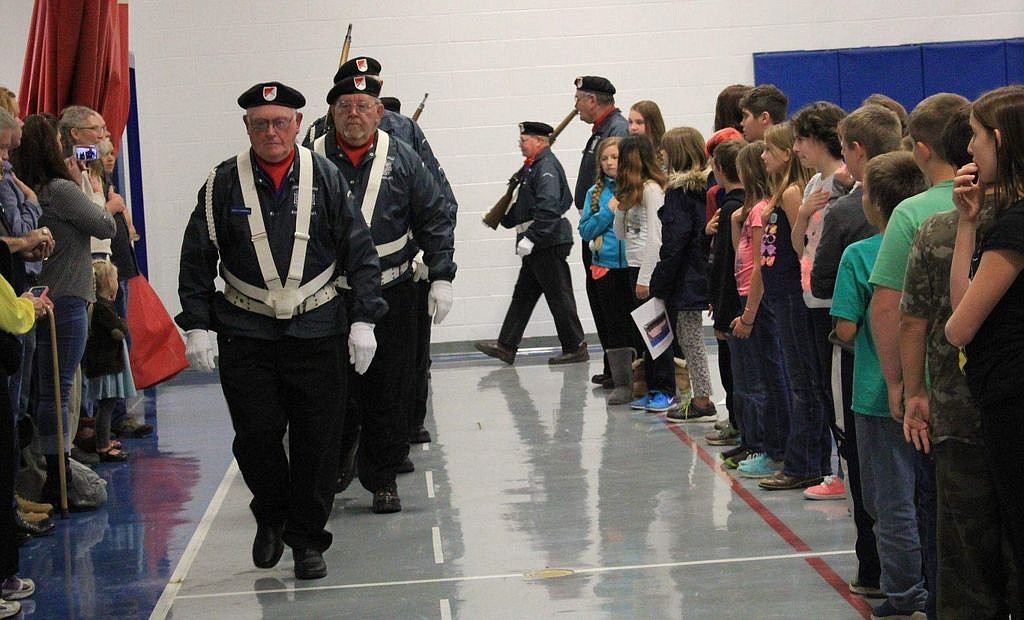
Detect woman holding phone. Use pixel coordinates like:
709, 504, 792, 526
9, 114, 116, 509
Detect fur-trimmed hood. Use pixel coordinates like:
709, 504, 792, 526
666, 168, 711, 192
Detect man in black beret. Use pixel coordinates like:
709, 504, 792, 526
312, 74, 456, 515
306, 56, 457, 452
474, 122, 587, 366
176, 80, 386, 580
572, 75, 628, 387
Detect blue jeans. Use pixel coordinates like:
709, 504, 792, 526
110, 278, 131, 427
727, 296, 792, 456
767, 291, 831, 478
35, 296, 88, 454
9, 329, 35, 421
856, 414, 929, 612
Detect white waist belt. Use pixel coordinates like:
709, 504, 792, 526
337, 261, 410, 290
223, 276, 342, 319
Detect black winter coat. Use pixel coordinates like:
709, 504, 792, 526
649, 169, 712, 313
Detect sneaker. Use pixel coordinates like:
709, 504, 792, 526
713, 419, 731, 431
1, 577, 34, 600
803, 475, 846, 500
758, 471, 824, 491
0, 599, 20, 619
647, 392, 678, 413
629, 393, 653, 410
849, 580, 884, 598
705, 426, 741, 445
722, 448, 753, 469
666, 402, 716, 422
870, 600, 926, 619
720, 445, 749, 461
737, 453, 782, 478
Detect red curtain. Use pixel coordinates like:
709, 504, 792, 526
18, 0, 130, 146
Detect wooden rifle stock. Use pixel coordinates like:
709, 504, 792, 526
338, 24, 353, 66
481, 109, 579, 230
411, 93, 429, 122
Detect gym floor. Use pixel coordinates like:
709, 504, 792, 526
19, 346, 870, 619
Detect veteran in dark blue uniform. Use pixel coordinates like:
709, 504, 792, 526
306, 56, 457, 448
474, 121, 587, 366
314, 74, 456, 515
176, 82, 386, 580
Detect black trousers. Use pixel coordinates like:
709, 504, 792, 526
343, 280, 416, 493
409, 278, 431, 434
593, 267, 641, 352
0, 374, 15, 580
217, 334, 345, 553
498, 244, 585, 353
583, 243, 611, 375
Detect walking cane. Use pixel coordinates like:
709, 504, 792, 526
45, 306, 68, 517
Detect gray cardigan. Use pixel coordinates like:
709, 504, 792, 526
37, 179, 116, 301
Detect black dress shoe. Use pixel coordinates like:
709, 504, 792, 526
397, 456, 414, 474
252, 524, 284, 569
409, 426, 431, 444
371, 482, 402, 514
548, 342, 589, 365
15, 512, 54, 537
293, 548, 327, 580
474, 340, 516, 365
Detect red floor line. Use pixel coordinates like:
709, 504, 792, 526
662, 420, 872, 618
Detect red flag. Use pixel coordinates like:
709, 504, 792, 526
18, 0, 130, 146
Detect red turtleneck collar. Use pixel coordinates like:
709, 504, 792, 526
254, 147, 296, 192
591, 107, 616, 133
337, 129, 375, 166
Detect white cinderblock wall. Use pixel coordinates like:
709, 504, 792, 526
2, 1, 1023, 344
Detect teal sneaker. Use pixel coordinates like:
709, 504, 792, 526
630, 392, 653, 410
737, 453, 782, 478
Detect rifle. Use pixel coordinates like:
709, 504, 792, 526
481, 108, 579, 230
411, 93, 428, 122
338, 24, 353, 66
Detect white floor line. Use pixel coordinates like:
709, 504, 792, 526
439, 598, 452, 620
426, 470, 435, 498
174, 549, 855, 600
149, 460, 240, 620
432, 526, 444, 564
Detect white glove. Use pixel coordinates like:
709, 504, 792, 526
185, 329, 216, 372
348, 322, 376, 375
412, 256, 430, 282
516, 237, 535, 257
428, 280, 453, 325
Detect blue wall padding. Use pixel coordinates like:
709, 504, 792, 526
753, 38, 1020, 119
837, 46, 923, 112
923, 40, 1006, 101
1007, 38, 1024, 83
751, 50, 840, 114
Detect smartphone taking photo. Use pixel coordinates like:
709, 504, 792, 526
28, 286, 48, 298
74, 145, 98, 161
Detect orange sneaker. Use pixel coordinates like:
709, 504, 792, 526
803, 475, 846, 500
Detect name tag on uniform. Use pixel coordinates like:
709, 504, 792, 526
230, 206, 252, 215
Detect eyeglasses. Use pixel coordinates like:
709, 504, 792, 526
78, 124, 107, 133
248, 117, 294, 133
335, 100, 377, 114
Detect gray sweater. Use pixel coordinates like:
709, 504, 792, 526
37, 179, 116, 301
